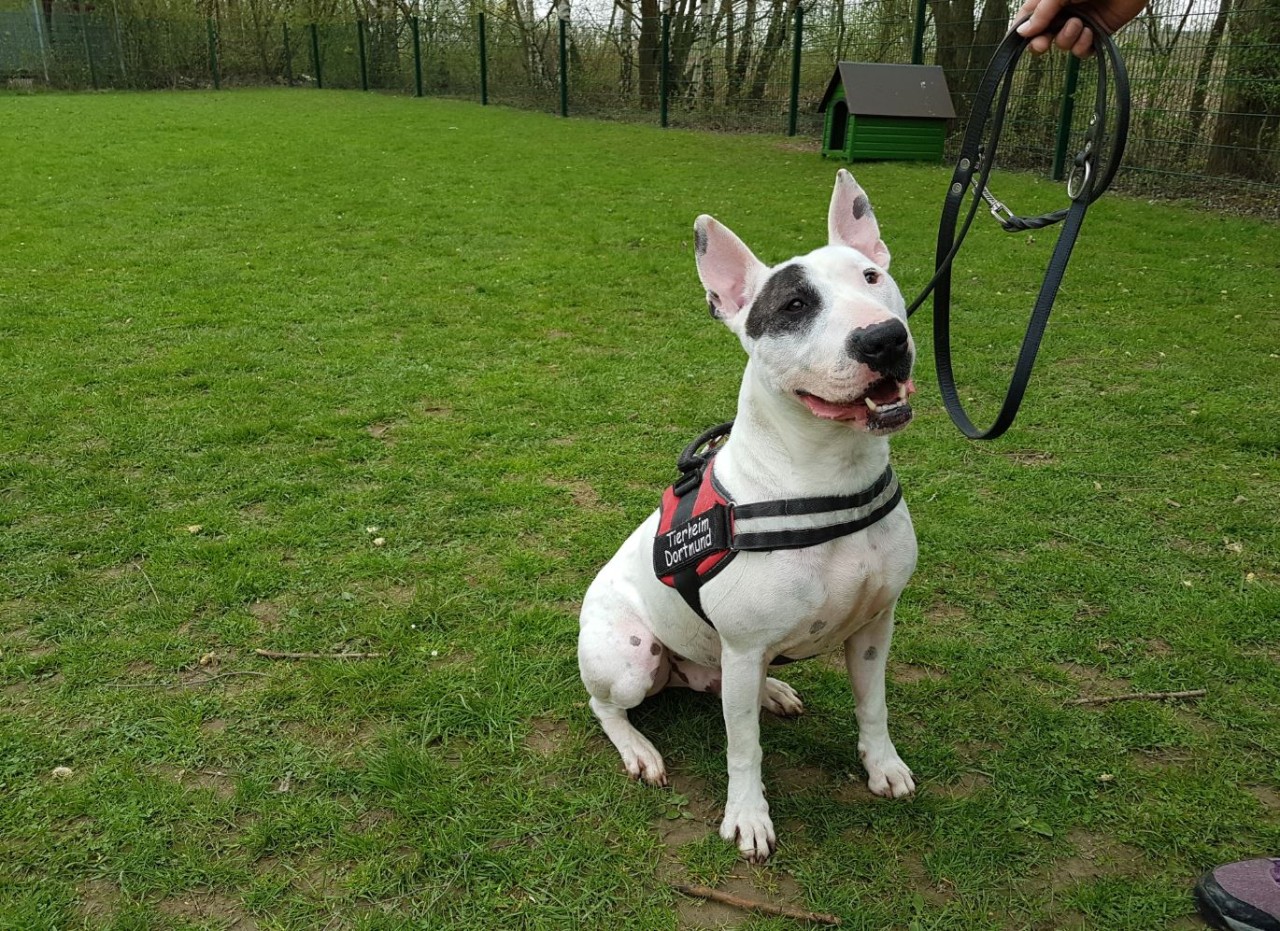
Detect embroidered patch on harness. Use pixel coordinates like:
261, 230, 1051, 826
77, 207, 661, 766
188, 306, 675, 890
654, 504, 729, 576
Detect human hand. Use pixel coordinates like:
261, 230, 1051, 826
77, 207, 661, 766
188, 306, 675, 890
1012, 0, 1147, 57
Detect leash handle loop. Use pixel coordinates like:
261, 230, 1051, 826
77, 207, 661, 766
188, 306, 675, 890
910, 12, 1129, 440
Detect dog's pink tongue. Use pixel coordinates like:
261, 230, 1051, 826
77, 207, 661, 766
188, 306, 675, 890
799, 393, 862, 421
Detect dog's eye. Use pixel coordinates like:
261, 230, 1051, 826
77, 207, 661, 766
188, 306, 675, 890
784, 298, 806, 313
863, 269, 880, 285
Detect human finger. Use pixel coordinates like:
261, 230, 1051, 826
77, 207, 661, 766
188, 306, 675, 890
1071, 25, 1094, 57
1028, 33, 1054, 53
1054, 16, 1085, 50
1015, 0, 1066, 37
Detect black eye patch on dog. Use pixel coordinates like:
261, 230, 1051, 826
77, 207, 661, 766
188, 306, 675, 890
745, 264, 824, 340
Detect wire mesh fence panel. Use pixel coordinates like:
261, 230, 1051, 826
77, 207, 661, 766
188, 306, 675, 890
483, 9, 559, 113
1115, 0, 1279, 208
311, 21, 362, 90
566, 11, 650, 121
418, 12, 482, 99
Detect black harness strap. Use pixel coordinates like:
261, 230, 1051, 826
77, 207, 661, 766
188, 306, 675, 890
905, 13, 1130, 440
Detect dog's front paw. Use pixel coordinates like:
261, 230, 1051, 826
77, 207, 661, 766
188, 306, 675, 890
862, 750, 915, 799
720, 801, 776, 863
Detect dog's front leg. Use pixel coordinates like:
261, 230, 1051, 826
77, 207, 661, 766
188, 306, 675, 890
845, 608, 916, 799
717, 643, 774, 862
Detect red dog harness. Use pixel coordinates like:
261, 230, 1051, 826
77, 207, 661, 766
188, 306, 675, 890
653, 422, 903, 644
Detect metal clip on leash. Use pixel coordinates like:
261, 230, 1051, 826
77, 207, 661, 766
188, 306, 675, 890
905, 13, 1130, 440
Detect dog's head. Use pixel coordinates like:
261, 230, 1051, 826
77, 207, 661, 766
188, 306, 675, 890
694, 170, 915, 435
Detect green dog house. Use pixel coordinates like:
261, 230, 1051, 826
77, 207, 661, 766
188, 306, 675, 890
819, 63, 955, 162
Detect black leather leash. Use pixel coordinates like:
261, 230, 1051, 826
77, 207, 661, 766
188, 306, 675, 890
905, 12, 1130, 440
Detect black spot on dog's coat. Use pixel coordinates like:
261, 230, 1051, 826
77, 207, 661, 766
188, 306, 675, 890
649, 642, 662, 656
629, 636, 642, 646
694, 225, 708, 256
745, 264, 824, 340
864, 646, 878, 661
852, 194, 871, 220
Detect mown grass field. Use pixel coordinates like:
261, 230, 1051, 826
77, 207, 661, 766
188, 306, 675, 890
1, 89, 1277, 931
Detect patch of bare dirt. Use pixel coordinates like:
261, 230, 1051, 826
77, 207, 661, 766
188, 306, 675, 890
549, 436, 575, 447
202, 718, 228, 734
350, 808, 396, 835
546, 477, 608, 511
372, 583, 415, 606
1144, 638, 1174, 657
925, 601, 967, 622
1247, 785, 1280, 812
545, 329, 573, 340
1052, 662, 1131, 701
834, 774, 879, 805
156, 763, 236, 800
525, 716, 572, 757
157, 891, 257, 929
654, 772, 721, 876
1006, 450, 1056, 466
892, 662, 947, 684
1041, 828, 1146, 892
770, 760, 832, 792
901, 850, 955, 906
249, 599, 284, 627
931, 770, 991, 800
366, 421, 399, 443
1129, 747, 1193, 770
76, 878, 120, 923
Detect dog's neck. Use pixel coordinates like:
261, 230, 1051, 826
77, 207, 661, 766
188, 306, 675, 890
716, 359, 892, 502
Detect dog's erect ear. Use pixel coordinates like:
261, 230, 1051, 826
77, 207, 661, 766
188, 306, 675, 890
828, 169, 891, 269
694, 215, 766, 327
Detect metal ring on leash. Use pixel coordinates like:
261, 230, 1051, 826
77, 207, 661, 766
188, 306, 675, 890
905, 12, 1130, 440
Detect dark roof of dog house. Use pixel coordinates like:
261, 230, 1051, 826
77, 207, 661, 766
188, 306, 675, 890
818, 63, 956, 119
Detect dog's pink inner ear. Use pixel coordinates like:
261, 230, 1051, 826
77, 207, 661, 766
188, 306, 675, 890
694, 216, 763, 319
829, 172, 891, 270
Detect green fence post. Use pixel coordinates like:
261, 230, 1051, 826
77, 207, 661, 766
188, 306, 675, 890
911, 0, 927, 65
411, 15, 423, 96
558, 2, 569, 117
81, 13, 99, 89
356, 20, 368, 90
282, 22, 293, 84
478, 11, 488, 105
309, 22, 322, 88
1052, 55, 1081, 181
787, 3, 802, 136
206, 18, 219, 89
659, 10, 670, 127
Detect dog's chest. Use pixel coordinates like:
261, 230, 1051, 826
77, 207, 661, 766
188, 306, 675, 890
706, 507, 915, 661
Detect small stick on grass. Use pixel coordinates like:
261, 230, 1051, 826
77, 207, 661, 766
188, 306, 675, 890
254, 649, 385, 660
673, 884, 841, 926
1071, 688, 1206, 706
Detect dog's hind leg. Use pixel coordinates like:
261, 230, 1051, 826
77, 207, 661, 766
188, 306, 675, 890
579, 591, 670, 787
668, 658, 803, 716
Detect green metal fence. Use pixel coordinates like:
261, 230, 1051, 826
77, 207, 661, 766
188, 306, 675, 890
2, 0, 1276, 214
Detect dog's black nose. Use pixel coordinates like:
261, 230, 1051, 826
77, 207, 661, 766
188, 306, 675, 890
846, 319, 911, 378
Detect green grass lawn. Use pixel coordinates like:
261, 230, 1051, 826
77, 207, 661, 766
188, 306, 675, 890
1, 88, 1277, 931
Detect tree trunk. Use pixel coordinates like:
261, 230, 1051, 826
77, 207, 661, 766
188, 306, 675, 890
1208, 0, 1280, 180
1185, 0, 1233, 154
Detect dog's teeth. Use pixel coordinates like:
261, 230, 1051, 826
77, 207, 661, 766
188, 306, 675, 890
865, 397, 880, 412
897, 383, 908, 402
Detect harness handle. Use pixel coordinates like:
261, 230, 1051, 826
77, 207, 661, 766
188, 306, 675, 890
907, 12, 1130, 440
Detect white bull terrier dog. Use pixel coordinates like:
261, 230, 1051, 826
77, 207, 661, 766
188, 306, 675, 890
578, 170, 918, 862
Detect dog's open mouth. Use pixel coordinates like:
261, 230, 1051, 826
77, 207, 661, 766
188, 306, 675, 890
796, 378, 915, 432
